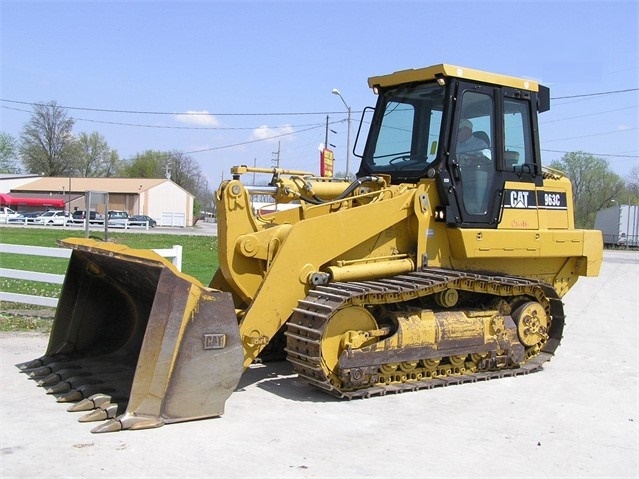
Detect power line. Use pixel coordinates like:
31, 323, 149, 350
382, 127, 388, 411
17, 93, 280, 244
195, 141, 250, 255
542, 149, 639, 159
541, 105, 637, 124
0, 105, 337, 131
0, 98, 345, 117
551, 88, 639, 100
140, 124, 326, 158
3, 89, 637, 160
3, 86, 637, 116
205, 125, 323, 152
544, 127, 638, 143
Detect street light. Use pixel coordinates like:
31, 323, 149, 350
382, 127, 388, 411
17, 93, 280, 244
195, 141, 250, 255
331, 88, 352, 179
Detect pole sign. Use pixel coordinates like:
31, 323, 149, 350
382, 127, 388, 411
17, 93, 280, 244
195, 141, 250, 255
320, 148, 334, 177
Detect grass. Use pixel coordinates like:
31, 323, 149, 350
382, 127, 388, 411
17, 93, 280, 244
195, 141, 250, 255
0, 311, 54, 333
0, 226, 219, 331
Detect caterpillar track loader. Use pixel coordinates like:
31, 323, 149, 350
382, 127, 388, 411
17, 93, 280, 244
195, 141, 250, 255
18, 64, 603, 433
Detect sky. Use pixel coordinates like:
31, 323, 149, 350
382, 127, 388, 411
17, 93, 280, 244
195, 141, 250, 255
1, 0, 638, 188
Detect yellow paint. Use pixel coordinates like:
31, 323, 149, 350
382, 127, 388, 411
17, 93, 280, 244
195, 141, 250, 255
368, 64, 540, 92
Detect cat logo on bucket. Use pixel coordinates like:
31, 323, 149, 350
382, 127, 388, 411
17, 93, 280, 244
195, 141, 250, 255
203, 334, 227, 350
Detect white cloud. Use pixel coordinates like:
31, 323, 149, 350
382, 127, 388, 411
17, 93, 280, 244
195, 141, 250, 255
250, 124, 295, 142
174, 111, 220, 126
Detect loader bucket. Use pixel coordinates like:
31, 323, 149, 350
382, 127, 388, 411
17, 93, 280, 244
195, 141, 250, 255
18, 238, 244, 433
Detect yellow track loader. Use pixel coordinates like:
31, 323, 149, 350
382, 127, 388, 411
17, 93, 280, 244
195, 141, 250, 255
18, 64, 603, 433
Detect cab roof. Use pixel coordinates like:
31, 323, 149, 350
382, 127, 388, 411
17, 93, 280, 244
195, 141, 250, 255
368, 64, 541, 92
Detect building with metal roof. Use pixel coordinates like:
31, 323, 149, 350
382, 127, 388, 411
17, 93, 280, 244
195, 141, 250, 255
8, 177, 194, 227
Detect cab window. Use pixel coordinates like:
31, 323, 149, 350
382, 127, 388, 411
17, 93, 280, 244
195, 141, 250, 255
503, 99, 533, 170
453, 90, 493, 160
454, 90, 495, 215
362, 82, 445, 181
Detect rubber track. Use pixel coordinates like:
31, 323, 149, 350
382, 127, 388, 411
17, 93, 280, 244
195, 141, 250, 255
284, 268, 564, 399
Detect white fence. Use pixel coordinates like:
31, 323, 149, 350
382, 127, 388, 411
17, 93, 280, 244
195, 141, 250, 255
0, 243, 183, 308
160, 212, 186, 227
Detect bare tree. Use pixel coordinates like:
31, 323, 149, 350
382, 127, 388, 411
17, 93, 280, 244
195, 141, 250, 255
19, 101, 78, 176
0, 132, 21, 174
170, 151, 204, 191
76, 131, 121, 177
168, 151, 212, 214
627, 166, 639, 202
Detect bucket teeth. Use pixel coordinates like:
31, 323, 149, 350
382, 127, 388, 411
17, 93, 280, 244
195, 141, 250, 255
37, 375, 62, 387
55, 384, 114, 403
23, 365, 56, 378
67, 393, 113, 412
46, 368, 134, 396
16, 357, 47, 371
37, 369, 90, 387
45, 381, 75, 394
55, 376, 133, 403
46, 376, 104, 394
56, 389, 85, 402
79, 402, 119, 422
91, 419, 123, 434
24, 362, 80, 378
90, 414, 165, 434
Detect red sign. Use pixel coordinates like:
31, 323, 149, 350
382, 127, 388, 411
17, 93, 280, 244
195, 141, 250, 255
320, 148, 334, 177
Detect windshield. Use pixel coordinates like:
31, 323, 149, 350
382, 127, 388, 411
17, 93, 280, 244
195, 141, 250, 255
363, 82, 445, 178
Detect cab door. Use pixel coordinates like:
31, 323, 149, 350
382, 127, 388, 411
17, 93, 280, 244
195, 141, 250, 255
447, 82, 500, 226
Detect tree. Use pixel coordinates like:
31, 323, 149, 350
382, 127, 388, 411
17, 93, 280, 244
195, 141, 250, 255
170, 151, 207, 192
171, 152, 213, 215
549, 151, 624, 228
19, 101, 78, 176
121, 150, 213, 213
120, 150, 166, 178
0, 132, 21, 174
76, 131, 121, 177
626, 165, 639, 205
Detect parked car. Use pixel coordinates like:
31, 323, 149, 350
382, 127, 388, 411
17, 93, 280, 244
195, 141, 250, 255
32, 210, 71, 226
9, 211, 46, 224
0, 206, 20, 223
107, 210, 130, 227
129, 215, 157, 228
71, 210, 104, 223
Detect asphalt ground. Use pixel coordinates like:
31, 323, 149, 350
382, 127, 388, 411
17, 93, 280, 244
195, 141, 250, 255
1, 250, 637, 479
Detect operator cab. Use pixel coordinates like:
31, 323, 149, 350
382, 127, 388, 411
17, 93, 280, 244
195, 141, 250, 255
355, 64, 549, 228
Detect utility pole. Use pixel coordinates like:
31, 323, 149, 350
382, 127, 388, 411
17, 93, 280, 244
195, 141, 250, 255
325, 115, 329, 148
272, 141, 281, 168
252, 158, 256, 185
324, 115, 336, 150
332, 88, 352, 179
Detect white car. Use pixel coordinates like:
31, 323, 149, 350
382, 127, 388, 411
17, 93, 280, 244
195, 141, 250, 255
0, 207, 20, 224
32, 210, 71, 226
